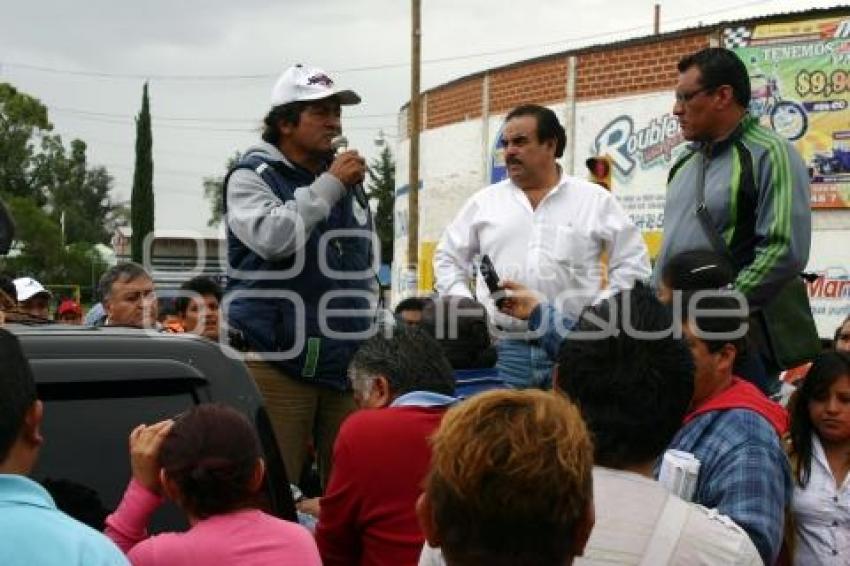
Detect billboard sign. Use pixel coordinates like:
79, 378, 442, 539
575, 91, 690, 245
727, 15, 850, 207
805, 230, 850, 338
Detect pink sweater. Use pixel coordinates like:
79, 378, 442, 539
105, 479, 320, 566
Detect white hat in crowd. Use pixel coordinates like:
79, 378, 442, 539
270, 64, 361, 107
13, 277, 51, 302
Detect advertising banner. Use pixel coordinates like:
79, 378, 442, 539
726, 15, 850, 208
574, 91, 690, 257
805, 230, 850, 338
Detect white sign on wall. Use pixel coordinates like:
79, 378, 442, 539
805, 230, 850, 338
573, 91, 689, 233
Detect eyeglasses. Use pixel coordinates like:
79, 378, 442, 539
674, 86, 713, 104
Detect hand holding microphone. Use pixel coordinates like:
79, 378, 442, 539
329, 135, 367, 187
330, 135, 369, 209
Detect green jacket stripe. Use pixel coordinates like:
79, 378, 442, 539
724, 145, 742, 247
736, 127, 793, 294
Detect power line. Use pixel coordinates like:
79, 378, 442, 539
0, 0, 775, 82
102, 162, 206, 179
54, 111, 397, 133
49, 105, 396, 123
80, 136, 237, 160
45, 131, 249, 165
406, 0, 776, 67
0, 61, 272, 81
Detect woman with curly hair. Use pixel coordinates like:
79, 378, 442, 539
105, 404, 320, 565
788, 352, 850, 564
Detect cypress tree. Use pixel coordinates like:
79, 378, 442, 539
130, 82, 154, 263
366, 145, 395, 265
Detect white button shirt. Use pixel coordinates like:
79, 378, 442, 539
418, 467, 762, 566
793, 433, 850, 565
434, 173, 650, 330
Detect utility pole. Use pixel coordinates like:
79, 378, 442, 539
654, 3, 660, 35
407, 0, 421, 291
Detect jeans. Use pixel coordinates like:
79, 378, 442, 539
496, 338, 555, 389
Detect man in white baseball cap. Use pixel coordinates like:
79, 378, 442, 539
269, 64, 361, 107
13, 277, 51, 320
223, 64, 376, 492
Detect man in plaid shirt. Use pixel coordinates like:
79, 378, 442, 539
668, 292, 791, 564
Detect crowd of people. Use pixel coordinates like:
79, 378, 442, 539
2, 45, 849, 566
0, 265, 222, 336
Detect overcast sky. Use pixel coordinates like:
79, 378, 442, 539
0, 0, 842, 235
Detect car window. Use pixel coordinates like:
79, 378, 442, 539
22, 344, 296, 528
32, 378, 203, 533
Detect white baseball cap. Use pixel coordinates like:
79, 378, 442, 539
13, 277, 51, 302
270, 64, 361, 107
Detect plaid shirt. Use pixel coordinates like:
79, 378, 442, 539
667, 408, 791, 565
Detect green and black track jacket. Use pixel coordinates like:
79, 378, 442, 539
655, 115, 811, 309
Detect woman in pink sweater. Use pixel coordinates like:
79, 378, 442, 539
105, 404, 320, 566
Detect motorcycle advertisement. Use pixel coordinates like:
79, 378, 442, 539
727, 16, 850, 208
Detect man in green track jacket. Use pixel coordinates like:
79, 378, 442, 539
655, 47, 811, 393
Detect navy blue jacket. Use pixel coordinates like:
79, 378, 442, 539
224, 150, 375, 390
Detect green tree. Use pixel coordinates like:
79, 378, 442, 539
0, 196, 107, 298
3, 196, 62, 275
130, 82, 154, 263
0, 82, 116, 299
366, 145, 395, 265
203, 151, 242, 227
105, 202, 131, 235
77, 164, 116, 243
37, 137, 115, 245
0, 83, 52, 204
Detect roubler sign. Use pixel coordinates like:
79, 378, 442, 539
574, 92, 690, 244
592, 113, 684, 177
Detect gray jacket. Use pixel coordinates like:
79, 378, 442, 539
226, 142, 346, 261
654, 115, 811, 309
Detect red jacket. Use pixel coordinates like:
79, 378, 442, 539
316, 405, 447, 566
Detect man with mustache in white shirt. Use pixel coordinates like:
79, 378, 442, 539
434, 104, 650, 389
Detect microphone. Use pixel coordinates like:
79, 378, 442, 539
330, 134, 369, 209
331, 134, 349, 153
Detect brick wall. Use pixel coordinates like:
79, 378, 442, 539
402, 96, 429, 137
407, 30, 712, 135
575, 33, 710, 101
426, 76, 484, 128
489, 57, 569, 114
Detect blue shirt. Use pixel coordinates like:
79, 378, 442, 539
84, 302, 106, 326
0, 474, 128, 566
390, 391, 458, 408
453, 368, 504, 399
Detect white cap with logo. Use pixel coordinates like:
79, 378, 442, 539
13, 277, 51, 302
270, 64, 361, 107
